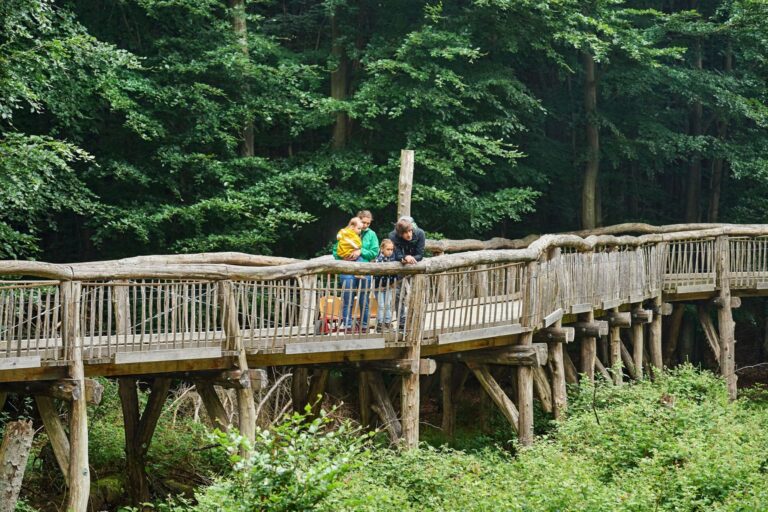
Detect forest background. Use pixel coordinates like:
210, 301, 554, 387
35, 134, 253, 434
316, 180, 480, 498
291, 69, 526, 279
2, 0, 768, 263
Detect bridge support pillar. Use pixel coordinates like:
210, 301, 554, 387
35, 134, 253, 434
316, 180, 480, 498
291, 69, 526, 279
62, 281, 90, 512
608, 308, 624, 385
517, 330, 534, 446
631, 304, 646, 379
716, 236, 737, 400
546, 320, 567, 419
649, 296, 665, 372
400, 275, 427, 449
579, 311, 596, 382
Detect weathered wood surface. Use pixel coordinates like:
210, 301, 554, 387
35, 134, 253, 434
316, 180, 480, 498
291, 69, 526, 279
0, 420, 35, 512
9, 224, 768, 281
466, 362, 519, 433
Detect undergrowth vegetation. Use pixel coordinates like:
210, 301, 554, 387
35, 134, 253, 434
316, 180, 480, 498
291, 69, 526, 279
167, 366, 768, 512
14, 366, 768, 511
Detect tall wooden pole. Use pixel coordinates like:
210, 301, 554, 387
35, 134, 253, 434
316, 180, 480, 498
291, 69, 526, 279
716, 236, 737, 400
548, 319, 568, 418
63, 281, 89, 512
398, 149, 414, 219
631, 304, 644, 379
220, 281, 256, 446
609, 307, 623, 385
400, 274, 426, 449
580, 310, 596, 382
650, 296, 663, 372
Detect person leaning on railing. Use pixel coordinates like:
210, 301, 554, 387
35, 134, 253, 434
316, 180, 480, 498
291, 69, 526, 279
332, 210, 380, 332
389, 217, 425, 332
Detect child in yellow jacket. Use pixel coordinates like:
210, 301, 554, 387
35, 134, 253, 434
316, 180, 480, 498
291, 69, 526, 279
336, 217, 364, 260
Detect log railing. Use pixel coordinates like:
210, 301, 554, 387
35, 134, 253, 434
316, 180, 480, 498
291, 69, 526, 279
3, 225, 768, 367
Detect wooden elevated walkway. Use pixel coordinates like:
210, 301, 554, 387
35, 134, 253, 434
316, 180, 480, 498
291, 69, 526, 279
1, 223, 766, 509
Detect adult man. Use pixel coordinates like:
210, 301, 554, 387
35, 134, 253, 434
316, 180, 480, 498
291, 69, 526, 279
389, 216, 425, 265
388, 217, 425, 332
333, 210, 379, 332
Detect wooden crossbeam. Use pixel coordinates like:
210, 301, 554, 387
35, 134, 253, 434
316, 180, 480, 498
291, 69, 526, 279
451, 344, 547, 366
571, 321, 608, 338
368, 358, 436, 375
533, 327, 574, 343
1, 379, 103, 406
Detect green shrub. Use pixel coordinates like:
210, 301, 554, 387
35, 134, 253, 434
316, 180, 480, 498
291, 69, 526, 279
322, 365, 768, 511
189, 408, 372, 512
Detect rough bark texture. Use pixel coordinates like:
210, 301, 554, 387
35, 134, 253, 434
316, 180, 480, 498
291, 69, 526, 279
228, 0, 254, 157
0, 420, 34, 512
581, 52, 599, 230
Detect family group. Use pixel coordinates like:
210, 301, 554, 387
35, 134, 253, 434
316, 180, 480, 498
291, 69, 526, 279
333, 210, 425, 333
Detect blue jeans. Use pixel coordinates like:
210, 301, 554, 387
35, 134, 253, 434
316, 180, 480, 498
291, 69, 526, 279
339, 274, 371, 329
377, 288, 393, 325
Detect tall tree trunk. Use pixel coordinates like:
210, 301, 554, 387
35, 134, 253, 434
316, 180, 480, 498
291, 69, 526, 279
685, 41, 703, 222
708, 42, 732, 222
331, 11, 349, 149
228, 0, 254, 157
581, 52, 600, 229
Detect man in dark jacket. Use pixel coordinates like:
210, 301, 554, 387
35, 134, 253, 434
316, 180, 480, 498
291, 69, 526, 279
387, 217, 425, 334
389, 217, 425, 265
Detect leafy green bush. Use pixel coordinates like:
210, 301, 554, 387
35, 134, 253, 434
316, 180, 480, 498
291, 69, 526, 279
188, 409, 372, 512
321, 366, 768, 511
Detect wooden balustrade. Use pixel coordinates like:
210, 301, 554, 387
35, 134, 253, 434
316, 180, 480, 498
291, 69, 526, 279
2, 229, 768, 368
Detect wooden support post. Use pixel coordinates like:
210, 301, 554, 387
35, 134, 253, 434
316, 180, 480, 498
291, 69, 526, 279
308, 369, 330, 417
563, 350, 579, 384
517, 330, 535, 446
650, 296, 664, 373
0, 392, 6, 412
532, 365, 553, 414
220, 281, 256, 446
119, 377, 171, 508
35, 396, 70, 486
0, 420, 34, 512
609, 307, 623, 385
368, 372, 402, 442
62, 281, 89, 512
696, 304, 721, 363
398, 149, 415, 219
196, 383, 230, 432
620, 340, 639, 380
358, 371, 371, 429
716, 236, 737, 400
579, 311, 596, 382
594, 357, 611, 381
401, 274, 426, 449
663, 304, 685, 366
631, 304, 644, 379
292, 367, 310, 413
440, 363, 455, 437
548, 319, 567, 419
467, 362, 519, 433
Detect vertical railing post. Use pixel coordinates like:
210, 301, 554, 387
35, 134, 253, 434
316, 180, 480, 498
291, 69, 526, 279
400, 273, 427, 449
62, 280, 89, 512
219, 280, 257, 447
716, 236, 737, 400
518, 260, 537, 446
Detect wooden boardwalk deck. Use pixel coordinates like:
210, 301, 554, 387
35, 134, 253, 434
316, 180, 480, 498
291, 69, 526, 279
2, 224, 768, 510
